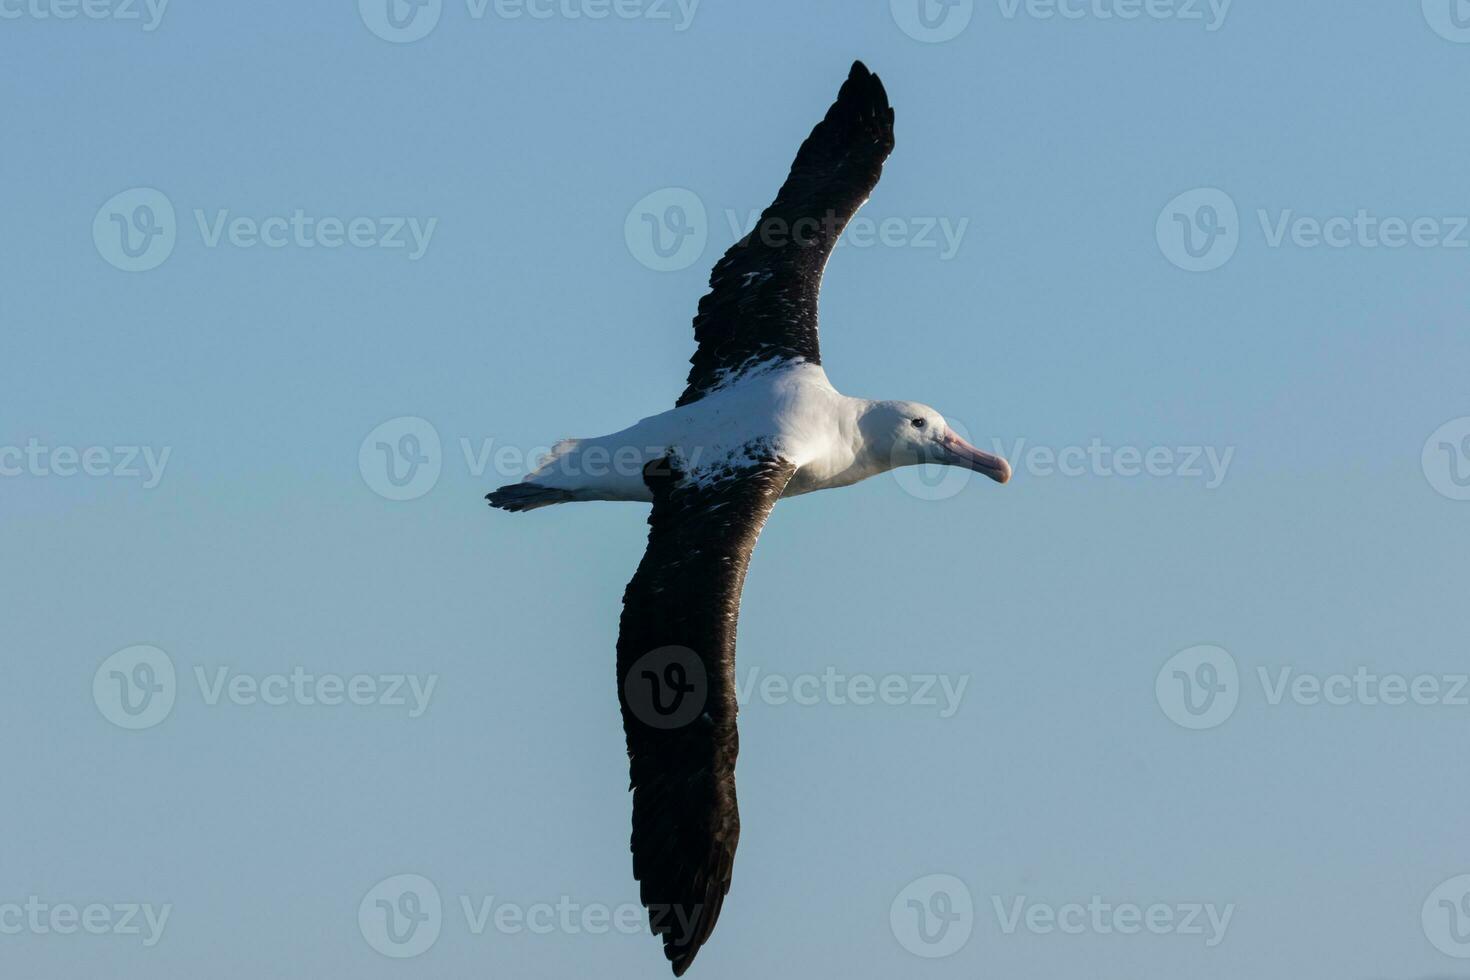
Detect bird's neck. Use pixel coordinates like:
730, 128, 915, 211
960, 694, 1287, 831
806, 397, 895, 490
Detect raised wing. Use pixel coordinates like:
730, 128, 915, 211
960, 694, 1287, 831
616, 452, 797, 975
677, 61, 896, 407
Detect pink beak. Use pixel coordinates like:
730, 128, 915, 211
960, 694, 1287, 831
941, 431, 1011, 484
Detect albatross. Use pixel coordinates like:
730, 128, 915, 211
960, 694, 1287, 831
488, 60, 1010, 975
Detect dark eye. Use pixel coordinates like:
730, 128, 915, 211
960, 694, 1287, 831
910, 418, 927, 429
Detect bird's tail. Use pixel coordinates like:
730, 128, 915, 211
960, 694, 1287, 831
487, 437, 586, 512
485, 482, 575, 513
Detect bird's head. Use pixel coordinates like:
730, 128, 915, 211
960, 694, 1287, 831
860, 400, 1011, 484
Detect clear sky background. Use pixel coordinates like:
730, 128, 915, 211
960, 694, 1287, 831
4, 1, 1470, 977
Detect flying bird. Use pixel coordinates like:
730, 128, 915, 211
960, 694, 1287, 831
488, 60, 1010, 975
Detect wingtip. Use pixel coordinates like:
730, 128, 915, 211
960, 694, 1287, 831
849, 60, 881, 89
842, 59, 890, 112
657, 910, 711, 976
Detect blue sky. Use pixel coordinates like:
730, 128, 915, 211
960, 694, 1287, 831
5, 1, 1470, 977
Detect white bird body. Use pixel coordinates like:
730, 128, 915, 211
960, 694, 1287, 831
524, 360, 883, 503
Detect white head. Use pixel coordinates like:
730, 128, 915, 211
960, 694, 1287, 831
858, 400, 1011, 484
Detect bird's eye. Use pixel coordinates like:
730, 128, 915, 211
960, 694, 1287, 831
910, 418, 927, 429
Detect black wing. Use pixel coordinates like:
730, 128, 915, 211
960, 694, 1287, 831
616, 453, 796, 976
677, 61, 896, 407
